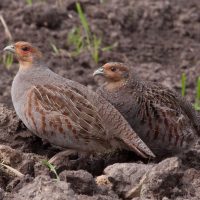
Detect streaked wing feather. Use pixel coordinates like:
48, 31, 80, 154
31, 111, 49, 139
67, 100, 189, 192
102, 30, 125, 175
24, 84, 155, 157
32, 85, 105, 137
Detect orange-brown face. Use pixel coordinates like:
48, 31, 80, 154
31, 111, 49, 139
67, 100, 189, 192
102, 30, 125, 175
93, 62, 129, 82
4, 41, 42, 63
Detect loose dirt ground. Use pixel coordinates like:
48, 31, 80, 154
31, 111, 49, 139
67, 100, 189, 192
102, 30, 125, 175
0, 0, 200, 199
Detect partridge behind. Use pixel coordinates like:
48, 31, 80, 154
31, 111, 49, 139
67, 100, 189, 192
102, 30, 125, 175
93, 62, 200, 156
3, 42, 155, 158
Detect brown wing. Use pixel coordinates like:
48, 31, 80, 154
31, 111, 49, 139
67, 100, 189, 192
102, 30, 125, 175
24, 84, 155, 158
69, 83, 155, 158
146, 84, 199, 132
136, 84, 196, 149
178, 96, 200, 135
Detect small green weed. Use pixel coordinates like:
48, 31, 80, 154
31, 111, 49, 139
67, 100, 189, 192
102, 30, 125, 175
1, 53, 13, 69
43, 160, 60, 181
181, 73, 186, 97
180, 74, 200, 111
91, 35, 102, 63
51, 43, 60, 55
194, 77, 200, 111
26, 0, 32, 5
67, 27, 84, 55
67, 2, 115, 63
76, 3, 90, 45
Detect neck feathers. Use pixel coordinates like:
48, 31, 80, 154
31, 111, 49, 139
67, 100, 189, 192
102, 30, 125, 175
104, 72, 141, 92
105, 79, 127, 92
19, 58, 44, 71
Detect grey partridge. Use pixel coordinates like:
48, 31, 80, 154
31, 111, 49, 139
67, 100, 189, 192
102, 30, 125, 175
3, 42, 155, 158
93, 62, 200, 156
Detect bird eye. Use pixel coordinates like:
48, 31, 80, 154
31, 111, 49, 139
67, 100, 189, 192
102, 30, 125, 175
111, 67, 116, 72
21, 46, 29, 51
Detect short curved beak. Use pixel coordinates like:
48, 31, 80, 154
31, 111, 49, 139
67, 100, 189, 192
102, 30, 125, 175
3, 44, 15, 53
93, 67, 105, 76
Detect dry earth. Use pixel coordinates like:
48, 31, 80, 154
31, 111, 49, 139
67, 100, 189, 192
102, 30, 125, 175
0, 0, 200, 199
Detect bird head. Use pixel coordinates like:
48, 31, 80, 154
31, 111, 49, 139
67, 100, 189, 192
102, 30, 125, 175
3, 41, 42, 70
93, 62, 129, 82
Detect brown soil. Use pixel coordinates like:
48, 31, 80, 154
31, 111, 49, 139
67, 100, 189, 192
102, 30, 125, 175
0, 0, 200, 199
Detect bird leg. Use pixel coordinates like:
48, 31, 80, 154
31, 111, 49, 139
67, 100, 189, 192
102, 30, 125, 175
48, 149, 91, 169
48, 149, 79, 165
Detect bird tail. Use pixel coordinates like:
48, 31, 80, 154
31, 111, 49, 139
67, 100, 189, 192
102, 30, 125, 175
120, 131, 156, 158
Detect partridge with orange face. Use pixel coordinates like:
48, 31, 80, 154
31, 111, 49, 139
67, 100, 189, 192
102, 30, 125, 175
93, 62, 200, 156
3, 42, 155, 158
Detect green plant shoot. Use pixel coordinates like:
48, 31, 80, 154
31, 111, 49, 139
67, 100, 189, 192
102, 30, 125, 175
67, 27, 84, 55
51, 43, 60, 55
26, 0, 32, 5
43, 160, 60, 181
67, 2, 115, 63
3, 53, 13, 69
92, 35, 101, 63
181, 73, 186, 97
76, 2, 91, 46
194, 77, 200, 111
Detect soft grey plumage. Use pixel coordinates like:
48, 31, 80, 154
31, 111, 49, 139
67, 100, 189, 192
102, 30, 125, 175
4, 42, 155, 158
93, 62, 200, 156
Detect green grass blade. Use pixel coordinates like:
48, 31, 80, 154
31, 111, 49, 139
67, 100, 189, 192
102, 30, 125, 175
91, 35, 101, 63
3, 53, 13, 69
67, 27, 84, 54
102, 42, 118, 51
76, 3, 89, 34
42, 160, 60, 181
196, 77, 200, 101
51, 43, 59, 55
194, 77, 200, 111
26, 0, 32, 5
181, 73, 186, 97
76, 2, 91, 46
